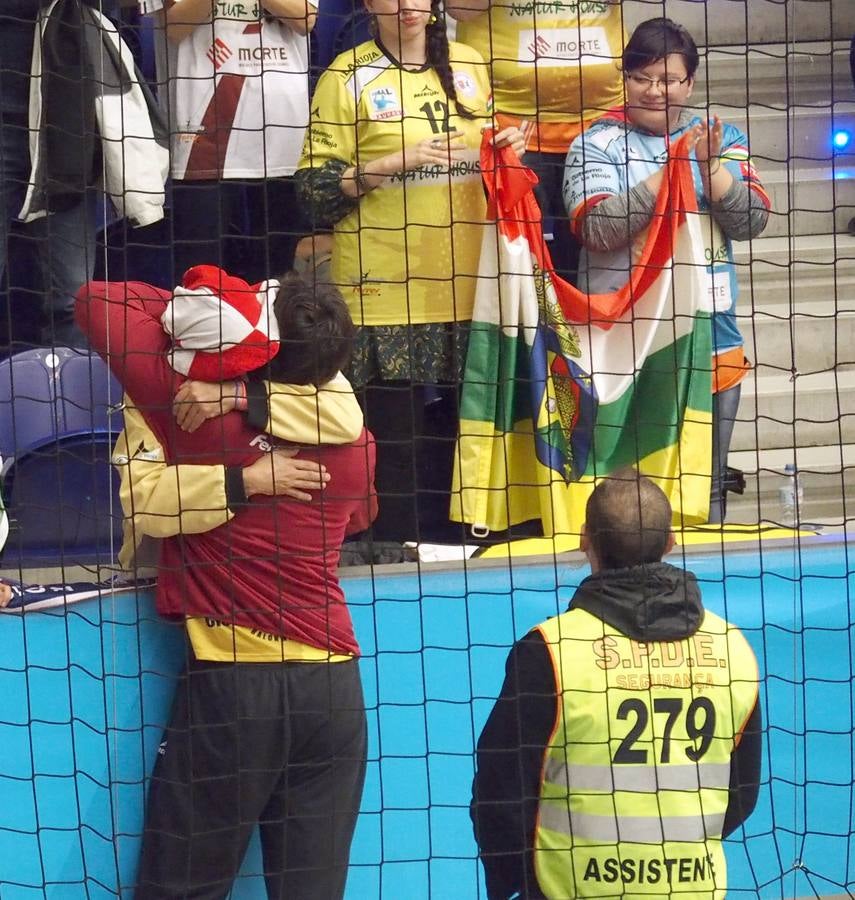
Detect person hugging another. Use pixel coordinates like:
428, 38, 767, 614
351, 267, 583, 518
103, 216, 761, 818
76, 266, 376, 899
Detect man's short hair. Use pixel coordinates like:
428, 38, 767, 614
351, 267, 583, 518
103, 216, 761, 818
585, 469, 673, 570
267, 273, 355, 386
622, 17, 700, 79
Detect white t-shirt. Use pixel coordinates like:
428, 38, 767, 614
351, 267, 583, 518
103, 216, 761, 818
141, 0, 315, 180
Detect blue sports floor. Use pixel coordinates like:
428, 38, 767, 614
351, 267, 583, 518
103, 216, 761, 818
1, 538, 853, 898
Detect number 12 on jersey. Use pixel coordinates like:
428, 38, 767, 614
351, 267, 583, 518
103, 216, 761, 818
420, 100, 451, 133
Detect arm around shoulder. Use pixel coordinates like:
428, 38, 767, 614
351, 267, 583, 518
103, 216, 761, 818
249, 374, 364, 445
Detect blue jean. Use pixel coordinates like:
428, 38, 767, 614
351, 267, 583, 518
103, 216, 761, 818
708, 382, 742, 524
0, 118, 94, 348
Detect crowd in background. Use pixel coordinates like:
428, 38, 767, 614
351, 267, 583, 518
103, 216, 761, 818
0, 4, 777, 898
0, 1, 769, 549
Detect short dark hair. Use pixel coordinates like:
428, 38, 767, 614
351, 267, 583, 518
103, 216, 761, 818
622, 17, 699, 80
585, 469, 673, 570
266, 272, 355, 386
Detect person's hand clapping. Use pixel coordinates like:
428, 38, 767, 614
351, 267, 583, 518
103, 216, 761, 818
687, 115, 723, 170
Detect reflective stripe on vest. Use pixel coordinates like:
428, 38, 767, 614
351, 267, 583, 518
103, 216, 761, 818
543, 758, 733, 793
538, 804, 727, 844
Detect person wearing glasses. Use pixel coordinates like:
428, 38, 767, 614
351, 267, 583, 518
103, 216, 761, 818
563, 18, 770, 524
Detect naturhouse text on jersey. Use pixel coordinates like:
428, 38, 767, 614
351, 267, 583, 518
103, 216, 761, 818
308, 117, 484, 186
505, 0, 610, 15
214, 1, 262, 19
388, 158, 482, 187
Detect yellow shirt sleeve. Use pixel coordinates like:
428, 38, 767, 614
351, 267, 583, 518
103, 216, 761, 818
114, 404, 232, 570
264, 372, 364, 445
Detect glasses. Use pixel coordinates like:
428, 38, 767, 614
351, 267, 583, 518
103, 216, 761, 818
626, 73, 691, 91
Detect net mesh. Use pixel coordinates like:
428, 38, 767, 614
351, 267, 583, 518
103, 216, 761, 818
0, 0, 854, 897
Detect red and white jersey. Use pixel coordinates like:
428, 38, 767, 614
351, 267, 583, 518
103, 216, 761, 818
141, 0, 315, 180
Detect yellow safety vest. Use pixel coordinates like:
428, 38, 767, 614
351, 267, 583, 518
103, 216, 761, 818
534, 607, 759, 899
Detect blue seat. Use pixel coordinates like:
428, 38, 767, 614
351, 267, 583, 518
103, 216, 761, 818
0, 348, 125, 568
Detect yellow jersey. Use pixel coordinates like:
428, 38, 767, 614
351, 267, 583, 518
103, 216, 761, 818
534, 607, 759, 898
299, 40, 492, 326
456, 0, 625, 152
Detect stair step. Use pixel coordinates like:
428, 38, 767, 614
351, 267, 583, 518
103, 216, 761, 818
712, 103, 855, 168
735, 234, 855, 301
730, 442, 855, 474
754, 166, 855, 238
623, 4, 855, 48
727, 444, 855, 525
739, 272, 855, 311
741, 306, 855, 373
698, 41, 853, 107
729, 234, 855, 371
732, 368, 855, 451
733, 232, 855, 269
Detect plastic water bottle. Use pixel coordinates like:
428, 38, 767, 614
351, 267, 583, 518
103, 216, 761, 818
779, 463, 803, 527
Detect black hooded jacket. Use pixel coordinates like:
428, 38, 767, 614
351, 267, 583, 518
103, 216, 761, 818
470, 562, 763, 900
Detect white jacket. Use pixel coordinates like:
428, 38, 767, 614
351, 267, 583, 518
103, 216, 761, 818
20, 0, 169, 228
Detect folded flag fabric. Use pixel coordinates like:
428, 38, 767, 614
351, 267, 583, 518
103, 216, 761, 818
163, 265, 281, 381
451, 132, 713, 537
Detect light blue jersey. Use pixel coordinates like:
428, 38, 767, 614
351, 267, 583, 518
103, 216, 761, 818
563, 110, 770, 359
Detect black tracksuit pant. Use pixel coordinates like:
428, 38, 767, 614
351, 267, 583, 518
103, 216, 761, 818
135, 653, 367, 900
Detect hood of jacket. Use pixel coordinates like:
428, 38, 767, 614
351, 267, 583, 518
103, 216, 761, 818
570, 561, 704, 642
